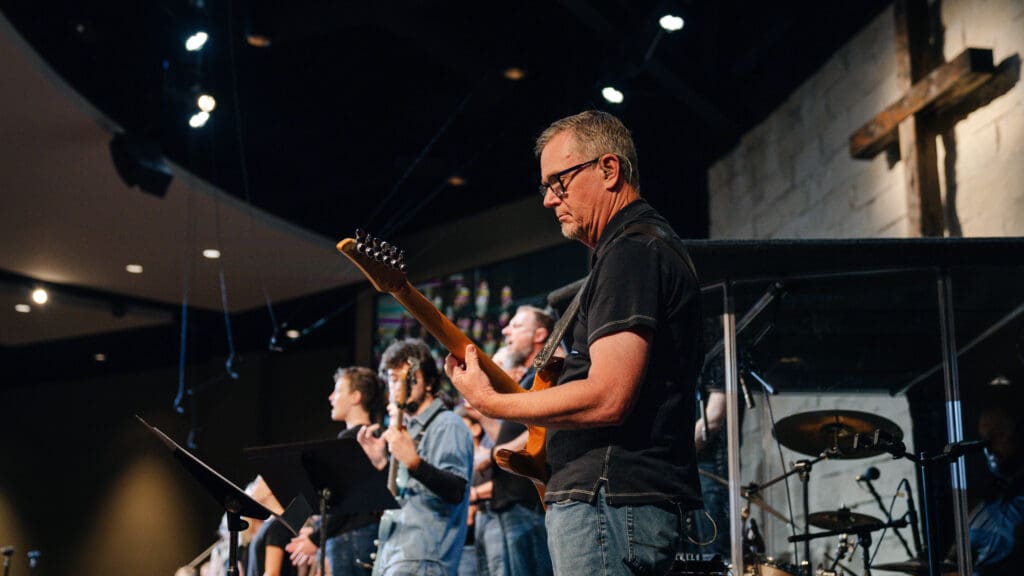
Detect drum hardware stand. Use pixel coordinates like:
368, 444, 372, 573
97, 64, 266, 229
856, 431, 988, 576
745, 449, 837, 575
789, 518, 908, 576
859, 473, 915, 559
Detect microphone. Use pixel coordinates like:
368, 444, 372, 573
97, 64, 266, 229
856, 466, 881, 482
943, 439, 989, 459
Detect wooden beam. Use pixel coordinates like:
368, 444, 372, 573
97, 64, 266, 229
849, 47, 994, 159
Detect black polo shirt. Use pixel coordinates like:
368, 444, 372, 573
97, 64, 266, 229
545, 199, 704, 509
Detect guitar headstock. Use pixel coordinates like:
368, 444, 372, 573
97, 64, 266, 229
336, 230, 408, 294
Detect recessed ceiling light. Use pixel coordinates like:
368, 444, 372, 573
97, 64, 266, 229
202, 248, 221, 259
659, 14, 685, 32
989, 375, 1012, 387
32, 288, 48, 304
503, 67, 526, 81
126, 264, 144, 274
14, 304, 30, 313
94, 353, 107, 362
286, 329, 300, 339
246, 34, 272, 48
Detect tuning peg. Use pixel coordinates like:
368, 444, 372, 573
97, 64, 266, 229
355, 229, 366, 240
381, 241, 390, 252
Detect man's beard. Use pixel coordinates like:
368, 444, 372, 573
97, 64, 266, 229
506, 345, 530, 368
560, 215, 585, 242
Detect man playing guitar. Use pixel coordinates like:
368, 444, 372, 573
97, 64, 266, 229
446, 110, 705, 575
358, 339, 474, 576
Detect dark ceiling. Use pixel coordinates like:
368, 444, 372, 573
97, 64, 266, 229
0, 0, 891, 242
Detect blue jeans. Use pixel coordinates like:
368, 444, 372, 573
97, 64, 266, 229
545, 487, 682, 576
477, 504, 553, 576
326, 522, 377, 576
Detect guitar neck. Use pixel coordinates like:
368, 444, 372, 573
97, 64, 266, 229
391, 282, 524, 395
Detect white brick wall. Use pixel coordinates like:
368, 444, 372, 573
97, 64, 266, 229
709, 0, 1024, 239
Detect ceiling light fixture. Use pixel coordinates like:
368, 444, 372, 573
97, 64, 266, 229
659, 14, 685, 32
503, 67, 526, 81
197, 94, 217, 113
126, 264, 144, 274
246, 34, 272, 48
32, 288, 48, 305
189, 111, 210, 128
185, 31, 209, 52
14, 304, 31, 313
94, 353, 107, 362
601, 86, 624, 104
202, 248, 221, 259
286, 329, 300, 339
447, 175, 467, 187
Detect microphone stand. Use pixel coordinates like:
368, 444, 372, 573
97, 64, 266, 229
745, 450, 834, 573
1, 547, 12, 576
861, 476, 914, 558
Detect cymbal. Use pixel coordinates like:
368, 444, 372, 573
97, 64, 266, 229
871, 559, 958, 574
807, 508, 880, 530
774, 410, 902, 458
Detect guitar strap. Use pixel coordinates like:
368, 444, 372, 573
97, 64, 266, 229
531, 220, 695, 373
533, 274, 589, 371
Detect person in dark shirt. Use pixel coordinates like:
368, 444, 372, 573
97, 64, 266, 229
477, 306, 554, 576
286, 366, 385, 575
446, 110, 703, 575
968, 392, 1024, 576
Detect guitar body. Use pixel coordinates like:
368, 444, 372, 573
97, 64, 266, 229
493, 356, 562, 504
337, 234, 552, 504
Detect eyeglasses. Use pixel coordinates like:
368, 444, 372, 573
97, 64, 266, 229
538, 157, 600, 199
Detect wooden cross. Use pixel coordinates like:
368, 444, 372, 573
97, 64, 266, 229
848, 0, 995, 237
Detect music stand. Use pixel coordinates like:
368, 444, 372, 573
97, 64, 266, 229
244, 438, 398, 576
138, 416, 289, 576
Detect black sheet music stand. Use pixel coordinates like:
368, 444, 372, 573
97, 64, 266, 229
138, 416, 286, 576
244, 438, 398, 576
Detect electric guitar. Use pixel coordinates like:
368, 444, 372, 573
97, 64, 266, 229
337, 230, 556, 503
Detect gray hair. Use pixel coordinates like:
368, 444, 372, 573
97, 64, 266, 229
534, 110, 640, 191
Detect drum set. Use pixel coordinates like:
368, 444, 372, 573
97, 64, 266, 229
727, 410, 953, 576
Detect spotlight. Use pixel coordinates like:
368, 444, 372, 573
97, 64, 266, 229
126, 264, 144, 274
202, 248, 221, 259
189, 111, 210, 128
659, 14, 685, 32
185, 31, 209, 52
447, 175, 467, 187
31, 288, 48, 305
286, 329, 300, 340
197, 94, 216, 112
601, 86, 624, 104
14, 304, 30, 313
94, 353, 107, 362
